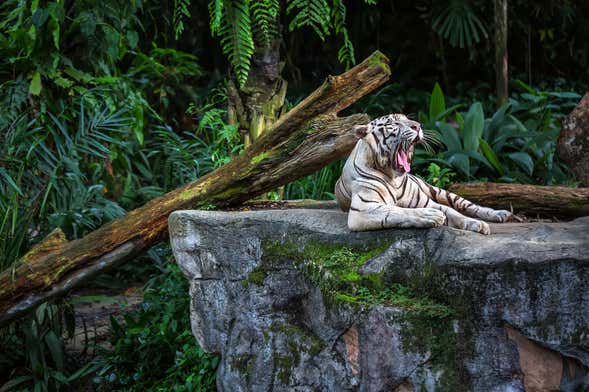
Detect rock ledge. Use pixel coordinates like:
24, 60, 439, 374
169, 209, 589, 391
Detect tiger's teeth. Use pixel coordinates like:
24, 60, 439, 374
396, 150, 411, 173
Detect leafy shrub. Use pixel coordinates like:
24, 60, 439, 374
413, 82, 579, 185
423, 163, 455, 189
0, 303, 80, 391
283, 160, 344, 200
93, 262, 218, 391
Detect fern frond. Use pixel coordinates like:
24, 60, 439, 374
332, 0, 355, 68
287, 0, 331, 40
251, 0, 280, 47
337, 29, 355, 69
218, 0, 255, 88
208, 0, 224, 35
173, 0, 192, 39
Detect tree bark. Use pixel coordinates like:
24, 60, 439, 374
558, 93, 589, 186
228, 39, 287, 147
0, 51, 391, 327
495, 0, 508, 107
448, 182, 589, 218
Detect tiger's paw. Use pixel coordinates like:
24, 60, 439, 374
415, 208, 446, 228
465, 218, 490, 235
487, 209, 512, 223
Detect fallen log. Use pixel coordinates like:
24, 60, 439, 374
0, 51, 390, 327
448, 182, 589, 218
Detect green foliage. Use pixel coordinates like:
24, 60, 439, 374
214, 0, 255, 88
423, 163, 456, 189
173, 0, 192, 39
286, 0, 331, 40
332, 0, 355, 69
283, 160, 344, 200
93, 262, 219, 391
432, 0, 488, 48
413, 82, 579, 185
128, 46, 203, 118
207, 0, 378, 87
251, 0, 280, 47
0, 302, 92, 391
0, 98, 132, 267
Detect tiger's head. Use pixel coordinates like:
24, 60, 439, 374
353, 114, 424, 174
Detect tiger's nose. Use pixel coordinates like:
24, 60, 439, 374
409, 123, 423, 141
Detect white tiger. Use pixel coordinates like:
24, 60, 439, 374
335, 114, 513, 234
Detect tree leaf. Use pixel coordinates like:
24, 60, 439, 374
463, 102, 484, 151
479, 138, 504, 175
429, 82, 446, 121
31, 9, 49, 29
486, 102, 510, 141
0, 376, 33, 392
45, 330, 65, 370
436, 122, 461, 151
29, 71, 42, 95
447, 152, 470, 177
126, 30, 139, 49
508, 152, 534, 175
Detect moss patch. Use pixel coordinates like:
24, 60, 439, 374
400, 314, 472, 391
242, 267, 268, 286
259, 239, 466, 387
229, 354, 255, 383
268, 322, 325, 384
251, 152, 271, 165
368, 51, 391, 75
262, 240, 453, 318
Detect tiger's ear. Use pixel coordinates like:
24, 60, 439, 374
353, 124, 370, 139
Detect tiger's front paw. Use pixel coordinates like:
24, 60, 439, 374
465, 218, 490, 235
487, 209, 512, 223
415, 208, 446, 228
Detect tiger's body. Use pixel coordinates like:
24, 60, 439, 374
335, 114, 512, 234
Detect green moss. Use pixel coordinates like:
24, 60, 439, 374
262, 239, 453, 318
334, 293, 358, 303
261, 238, 467, 388
269, 322, 325, 354
401, 315, 471, 391
242, 268, 268, 286
275, 354, 294, 384
179, 188, 195, 201
306, 337, 325, 357
229, 354, 255, 382
251, 152, 270, 165
368, 51, 391, 75
210, 187, 243, 201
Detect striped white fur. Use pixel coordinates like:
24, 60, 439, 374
335, 114, 512, 234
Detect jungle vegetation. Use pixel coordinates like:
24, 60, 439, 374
0, 0, 587, 390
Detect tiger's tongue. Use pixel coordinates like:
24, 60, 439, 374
396, 150, 411, 173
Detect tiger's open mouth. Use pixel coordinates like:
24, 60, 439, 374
394, 143, 416, 173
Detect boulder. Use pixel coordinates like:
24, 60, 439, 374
169, 208, 589, 391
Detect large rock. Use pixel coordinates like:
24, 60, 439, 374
169, 209, 589, 391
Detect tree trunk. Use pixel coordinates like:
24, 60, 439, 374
228, 40, 287, 147
0, 52, 391, 327
558, 93, 589, 186
495, 0, 508, 107
448, 182, 589, 218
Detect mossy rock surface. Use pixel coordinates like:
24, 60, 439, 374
169, 209, 589, 391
